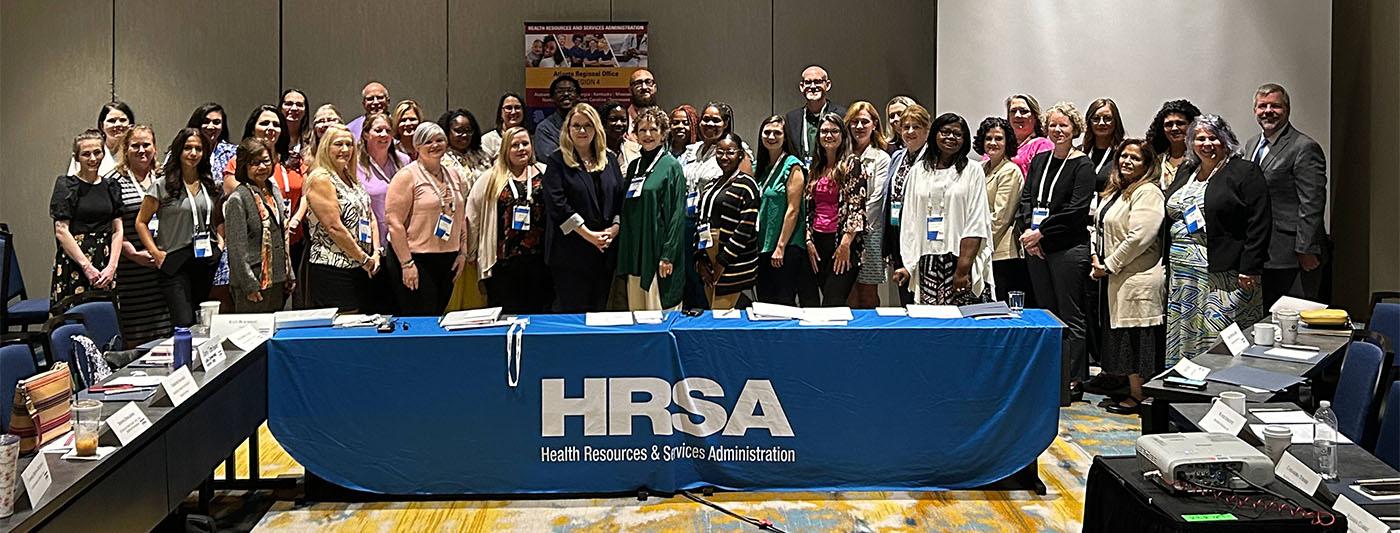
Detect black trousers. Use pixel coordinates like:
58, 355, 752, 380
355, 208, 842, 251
484, 254, 554, 315
1263, 266, 1326, 309
810, 232, 858, 307
391, 251, 456, 316
756, 245, 818, 306
551, 253, 614, 314
307, 262, 374, 313
1027, 243, 1090, 406
157, 250, 218, 327
992, 257, 1036, 308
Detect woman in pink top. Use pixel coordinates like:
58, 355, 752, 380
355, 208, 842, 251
1005, 94, 1054, 177
385, 122, 471, 316
356, 112, 408, 314
803, 112, 868, 307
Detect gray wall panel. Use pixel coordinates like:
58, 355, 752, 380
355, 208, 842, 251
0, 0, 113, 292
282, 0, 448, 129
772, 0, 936, 127
446, 0, 608, 131
611, 0, 773, 141
115, 0, 279, 155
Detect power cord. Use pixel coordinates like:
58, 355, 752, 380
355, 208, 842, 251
679, 490, 789, 532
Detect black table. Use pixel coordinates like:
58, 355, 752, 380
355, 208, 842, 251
1142, 324, 1352, 433
0, 341, 268, 532
1172, 402, 1400, 522
1084, 456, 1346, 532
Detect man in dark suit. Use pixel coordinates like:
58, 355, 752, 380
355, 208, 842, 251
1242, 83, 1329, 306
784, 65, 847, 166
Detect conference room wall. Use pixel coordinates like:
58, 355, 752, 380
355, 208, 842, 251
0, 0, 112, 297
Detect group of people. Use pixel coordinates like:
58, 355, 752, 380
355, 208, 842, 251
44, 65, 1329, 413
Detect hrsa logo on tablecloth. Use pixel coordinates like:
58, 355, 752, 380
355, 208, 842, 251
540, 377, 794, 438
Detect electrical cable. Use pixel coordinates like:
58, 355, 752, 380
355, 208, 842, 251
679, 490, 788, 532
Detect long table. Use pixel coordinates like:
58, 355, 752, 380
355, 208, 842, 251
0, 341, 268, 532
268, 310, 1063, 496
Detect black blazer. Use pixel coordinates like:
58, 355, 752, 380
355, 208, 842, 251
1162, 156, 1272, 275
541, 150, 625, 269
784, 100, 848, 161
1015, 152, 1096, 254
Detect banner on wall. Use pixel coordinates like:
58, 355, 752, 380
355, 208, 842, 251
524, 22, 648, 129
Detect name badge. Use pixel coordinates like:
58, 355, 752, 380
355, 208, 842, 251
803, 156, 813, 168
283, 197, 292, 212
889, 201, 902, 226
685, 191, 698, 216
1184, 204, 1206, 233
511, 205, 531, 231
1031, 207, 1050, 230
148, 215, 160, 237
926, 216, 945, 241
697, 223, 714, 250
435, 214, 453, 240
193, 232, 213, 258
626, 176, 646, 198
358, 219, 372, 244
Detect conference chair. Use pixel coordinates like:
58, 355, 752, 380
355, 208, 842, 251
0, 338, 39, 433
43, 315, 90, 389
66, 298, 122, 351
1331, 341, 1388, 445
0, 224, 49, 332
1374, 381, 1399, 470
1367, 292, 1398, 363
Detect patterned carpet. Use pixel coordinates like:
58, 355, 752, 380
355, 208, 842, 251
189, 394, 1139, 532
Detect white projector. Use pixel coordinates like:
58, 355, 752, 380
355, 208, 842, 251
1136, 433, 1275, 489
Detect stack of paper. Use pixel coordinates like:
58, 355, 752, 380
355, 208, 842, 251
958, 302, 1016, 319
874, 307, 907, 317
333, 314, 391, 328
748, 302, 804, 321
585, 311, 635, 326
633, 311, 665, 324
274, 308, 339, 329
800, 307, 852, 326
439, 308, 507, 330
907, 305, 962, 319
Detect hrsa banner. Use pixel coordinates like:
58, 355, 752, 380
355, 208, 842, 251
524, 22, 648, 129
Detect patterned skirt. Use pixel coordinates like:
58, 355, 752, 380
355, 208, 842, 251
856, 227, 886, 284
1165, 262, 1265, 366
50, 232, 112, 314
916, 253, 989, 305
115, 258, 171, 346
1102, 325, 1165, 378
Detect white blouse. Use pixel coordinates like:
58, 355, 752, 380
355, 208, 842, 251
897, 156, 995, 297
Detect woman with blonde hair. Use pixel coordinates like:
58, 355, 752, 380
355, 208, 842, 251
467, 126, 552, 314
303, 104, 344, 167
541, 103, 625, 312
303, 124, 379, 312
109, 124, 171, 344
844, 101, 891, 308
884, 96, 916, 154
391, 100, 424, 161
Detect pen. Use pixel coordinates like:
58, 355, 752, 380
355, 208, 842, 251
1355, 477, 1400, 484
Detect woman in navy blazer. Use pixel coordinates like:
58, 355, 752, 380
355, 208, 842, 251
541, 103, 626, 313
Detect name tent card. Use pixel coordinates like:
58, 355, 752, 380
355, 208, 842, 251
1219, 322, 1250, 356
159, 366, 199, 407
197, 337, 226, 371
107, 402, 153, 446
1199, 401, 1247, 435
1274, 451, 1322, 496
224, 325, 268, 352
20, 454, 52, 509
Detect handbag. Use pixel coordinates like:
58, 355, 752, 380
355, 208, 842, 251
9, 362, 74, 453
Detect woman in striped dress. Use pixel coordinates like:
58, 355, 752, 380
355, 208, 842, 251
693, 133, 761, 310
109, 125, 171, 344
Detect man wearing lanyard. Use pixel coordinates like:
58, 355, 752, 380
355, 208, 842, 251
784, 65, 847, 166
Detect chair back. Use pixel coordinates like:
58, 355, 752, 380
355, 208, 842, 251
67, 301, 122, 351
1375, 381, 1400, 470
1333, 341, 1385, 444
0, 342, 38, 433
1, 226, 27, 302
1370, 301, 1399, 360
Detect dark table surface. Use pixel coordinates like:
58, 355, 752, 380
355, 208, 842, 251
1172, 401, 1400, 522
1145, 324, 1352, 403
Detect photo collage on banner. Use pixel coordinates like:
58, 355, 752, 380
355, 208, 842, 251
524, 22, 649, 128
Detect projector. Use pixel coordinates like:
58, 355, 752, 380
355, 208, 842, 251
1136, 433, 1275, 489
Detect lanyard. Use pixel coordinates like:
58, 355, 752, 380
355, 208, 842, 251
1096, 190, 1122, 257
419, 164, 458, 216
367, 155, 395, 183
699, 171, 738, 222
629, 149, 664, 182
762, 155, 787, 189
1037, 155, 1069, 206
801, 102, 829, 155
270, 164, 289, 194
187, 184, 209, 232
507, 165, 537, 202
1093, 148, 1113, 175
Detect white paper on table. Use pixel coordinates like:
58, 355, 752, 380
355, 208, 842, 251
748, 302, 804, 320
1250, 423, 1353, 445
1331, 495, 1390, 532
273, 307, 339, 329
1219, 322, 1250, 356
802, 307, 854, 322
1346, 485, 1400, 502
1261, 347, 1319, 360
21, 454, 52, 508
1200, 401, 1247, 435
60, 446, 118, 461
632, 311, 665, 324
39, 431, 75, 454
211, 313, 274, 338
973, 314, 1018, 320
333, 314, 386, 328
746, 311, 788, 321
798, 320, 847, 326
439, 307, 503, 326
224, 325, 269, 351
1253, 410, 1317, 425
1270, 296, 1329, 314
906, 305, 962, 319
711, 309, 742, 320
1275, 451, 1323, 495
1240, 385, 1271, 394
1153, 358, 1212, 382
586, 311, 636, 326
104, 375, 165, 388
874, 307, 907, 317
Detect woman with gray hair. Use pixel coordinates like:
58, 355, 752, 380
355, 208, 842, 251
385, 122, 473, 315
1161, 114, 1271, 365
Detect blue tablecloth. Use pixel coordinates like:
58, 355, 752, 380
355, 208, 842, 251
269, 310, 1062, 495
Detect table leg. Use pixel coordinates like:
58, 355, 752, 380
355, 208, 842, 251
1141, 398, 1169, 434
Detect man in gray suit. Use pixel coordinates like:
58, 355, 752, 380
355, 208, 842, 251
1243, 83, 1329, 306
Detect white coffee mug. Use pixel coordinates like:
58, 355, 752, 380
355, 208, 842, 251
1212, 391, 1247, 415
1253, 324, 1277, 346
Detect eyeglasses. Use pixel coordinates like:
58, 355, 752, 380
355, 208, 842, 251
251, 158, 274, 167
800, 79, 829, 88
937, 130, 964, 139
1009, 108, 1033, 117
1091, 116, 1115, 125
716, 149, 742, 156
629, 79, 656, 88
818, 129, 842, 136
569, 123, 593, 132
1163, 120, 1189, 128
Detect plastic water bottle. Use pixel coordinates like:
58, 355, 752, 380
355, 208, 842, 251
173, 327, 192, 370
1313, 400, 1338, 480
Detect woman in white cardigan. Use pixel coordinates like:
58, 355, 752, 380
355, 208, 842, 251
898, 113, 993, 304
1090, 138, 1166, 415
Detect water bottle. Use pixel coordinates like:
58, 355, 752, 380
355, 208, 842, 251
173, 327, 192, 370
1313, 400, 1338, 480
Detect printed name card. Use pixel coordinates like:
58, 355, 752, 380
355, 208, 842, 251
1274, 451, 1322, 496
107, 402, 153, 446
1219, 322, 1250, 356
197, 337, 226, 370
20, 455, 52, 508
161, 366, 198, 407
1199, 401, 1247, 435
1331, 494, 1388, 533
225, 325, 268, 352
